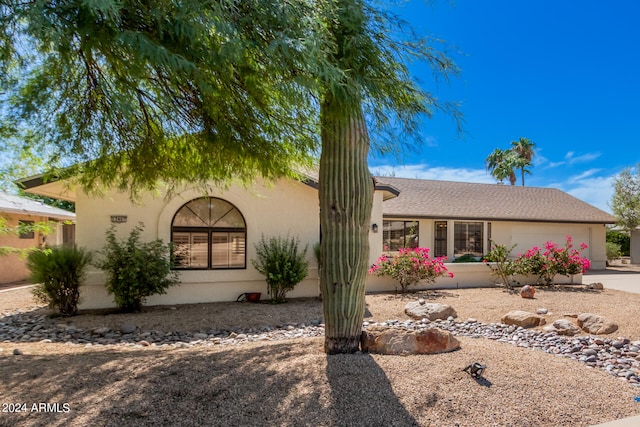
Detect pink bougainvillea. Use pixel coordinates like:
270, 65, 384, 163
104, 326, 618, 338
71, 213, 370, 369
369, 247, 453, 293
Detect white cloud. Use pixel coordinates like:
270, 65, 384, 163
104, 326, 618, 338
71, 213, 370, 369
567, 168, 602, 183
371, 163, 495, 184
565, 151, 602, 165
563, 175, 615, 213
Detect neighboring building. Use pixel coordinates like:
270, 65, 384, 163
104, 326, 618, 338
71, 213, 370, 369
0, 193, 76, 284
18, 172, 615, 308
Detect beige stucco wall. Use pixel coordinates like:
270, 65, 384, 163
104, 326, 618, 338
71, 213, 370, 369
77, 178, 327, 309
0, 213, 65, 284
376, 218, 606, 270
70, 176, 607, 309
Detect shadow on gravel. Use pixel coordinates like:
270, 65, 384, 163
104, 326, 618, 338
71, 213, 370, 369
0, 340, 422, 427
326, 353, 419, 426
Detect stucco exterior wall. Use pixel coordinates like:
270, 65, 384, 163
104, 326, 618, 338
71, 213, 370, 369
375, 218, 606, 270
0, 213, 64, 284
77, 179, 326, 309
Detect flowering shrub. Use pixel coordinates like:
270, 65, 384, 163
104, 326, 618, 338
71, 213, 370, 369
369, 247, 453, 293
515, 236, 590, 285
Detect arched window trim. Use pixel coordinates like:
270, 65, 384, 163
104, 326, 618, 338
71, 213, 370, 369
171, 197, 247, 270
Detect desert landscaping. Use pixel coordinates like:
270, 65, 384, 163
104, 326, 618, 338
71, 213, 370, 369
2, 272, 640, 427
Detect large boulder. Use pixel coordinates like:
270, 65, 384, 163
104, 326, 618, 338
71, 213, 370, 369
404, 301, 457, 321
360, 326, 460, 355
501, 310, 546, 328
577, 313, 618, 335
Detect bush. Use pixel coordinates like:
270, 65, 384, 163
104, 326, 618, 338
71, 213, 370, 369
252, 235, 309, 303
483, 241, 518, 289
28, 246, 92, 316
369, 247, 453, 293
515, 236, 590, 285
95, 224, 178, 312
606, 241, 622, 261
606, 230, 630, 256
452, 253, 481, 263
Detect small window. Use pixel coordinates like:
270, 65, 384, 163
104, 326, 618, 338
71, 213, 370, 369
454, 221, 483, 257
383, 220, 419, 251
171, 197, 246, 270
18, 220, 35, 239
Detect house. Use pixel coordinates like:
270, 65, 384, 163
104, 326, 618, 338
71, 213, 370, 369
18, 172, 615, 308
0, 192, 76, 284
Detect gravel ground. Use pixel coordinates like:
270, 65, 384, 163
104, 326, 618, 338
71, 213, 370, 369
2, 278, 640, 427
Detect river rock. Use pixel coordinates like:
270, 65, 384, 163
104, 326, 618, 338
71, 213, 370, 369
360, 326, 460, 355
120, 322, 137, 334
576, 313, 618, 335
404, 302, 457, 321
501, 310, 546, 328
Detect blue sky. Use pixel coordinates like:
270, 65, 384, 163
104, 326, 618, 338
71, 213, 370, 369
369, 0, 640, 213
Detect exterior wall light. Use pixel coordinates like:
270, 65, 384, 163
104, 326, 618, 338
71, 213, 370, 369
371, 223, 378, 233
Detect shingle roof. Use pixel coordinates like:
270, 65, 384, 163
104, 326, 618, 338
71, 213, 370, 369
0, 193, 75, 221
376, 177, 615, 224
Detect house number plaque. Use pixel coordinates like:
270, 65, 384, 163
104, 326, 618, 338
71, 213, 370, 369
110, 215, 128, 223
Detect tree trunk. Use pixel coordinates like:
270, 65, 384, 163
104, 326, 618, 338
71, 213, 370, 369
319, 96, 373, 354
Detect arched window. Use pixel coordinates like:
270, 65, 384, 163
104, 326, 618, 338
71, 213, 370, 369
171, 197, 246, 269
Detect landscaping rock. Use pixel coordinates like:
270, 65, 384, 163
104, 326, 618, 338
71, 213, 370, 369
404, 302, 457, 321
360, 325, 460, 355
576, 313, 618, 335
543, 319, 580, 336
501, 310, 546, 328
586, 282, 604, 290
520, 285, 535, 299
120, 322, 137, 334
536, 308, 548, 315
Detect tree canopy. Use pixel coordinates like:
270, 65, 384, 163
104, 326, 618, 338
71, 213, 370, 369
611, 165, 640, 232
1, 0, 460, 196
1, 0, 461, 353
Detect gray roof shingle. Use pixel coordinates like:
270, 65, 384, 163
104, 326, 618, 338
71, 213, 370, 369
0, 193, 75, 220
376, 177, 615, 224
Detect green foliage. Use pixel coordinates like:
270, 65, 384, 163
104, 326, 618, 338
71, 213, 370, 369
514, 237, 590, 285
28, 246, 92, 316
369, 248, 453, 294
252, 235, 309, 304
611, 165, 640, 232
606, 230, 630, 256
606, 242, 622, 261
452, 254, 481, 263
486, 138, 535, 186
95, 224, 178, 312
483, 241, 518, 289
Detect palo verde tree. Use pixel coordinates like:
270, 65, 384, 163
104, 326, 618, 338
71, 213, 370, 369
1, 0, 460, 354
611, 165, 640, 232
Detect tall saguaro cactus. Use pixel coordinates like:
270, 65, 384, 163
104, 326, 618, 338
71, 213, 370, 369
319, 95, 373, 354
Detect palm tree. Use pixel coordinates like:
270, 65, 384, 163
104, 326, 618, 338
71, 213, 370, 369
486, 148, 517, 185
511, 137, 536, 186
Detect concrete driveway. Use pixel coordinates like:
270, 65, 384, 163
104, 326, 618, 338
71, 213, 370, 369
584, 268, 640, 294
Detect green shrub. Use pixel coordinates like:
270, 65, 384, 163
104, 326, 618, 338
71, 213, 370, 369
606, 230, 630, 256
252, 235, 309, 303
452, 253, 481, 263
606, 241, 622, 260
28, 246, 92, 316
483, 241, 518, 289
95, 224, 178, 312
